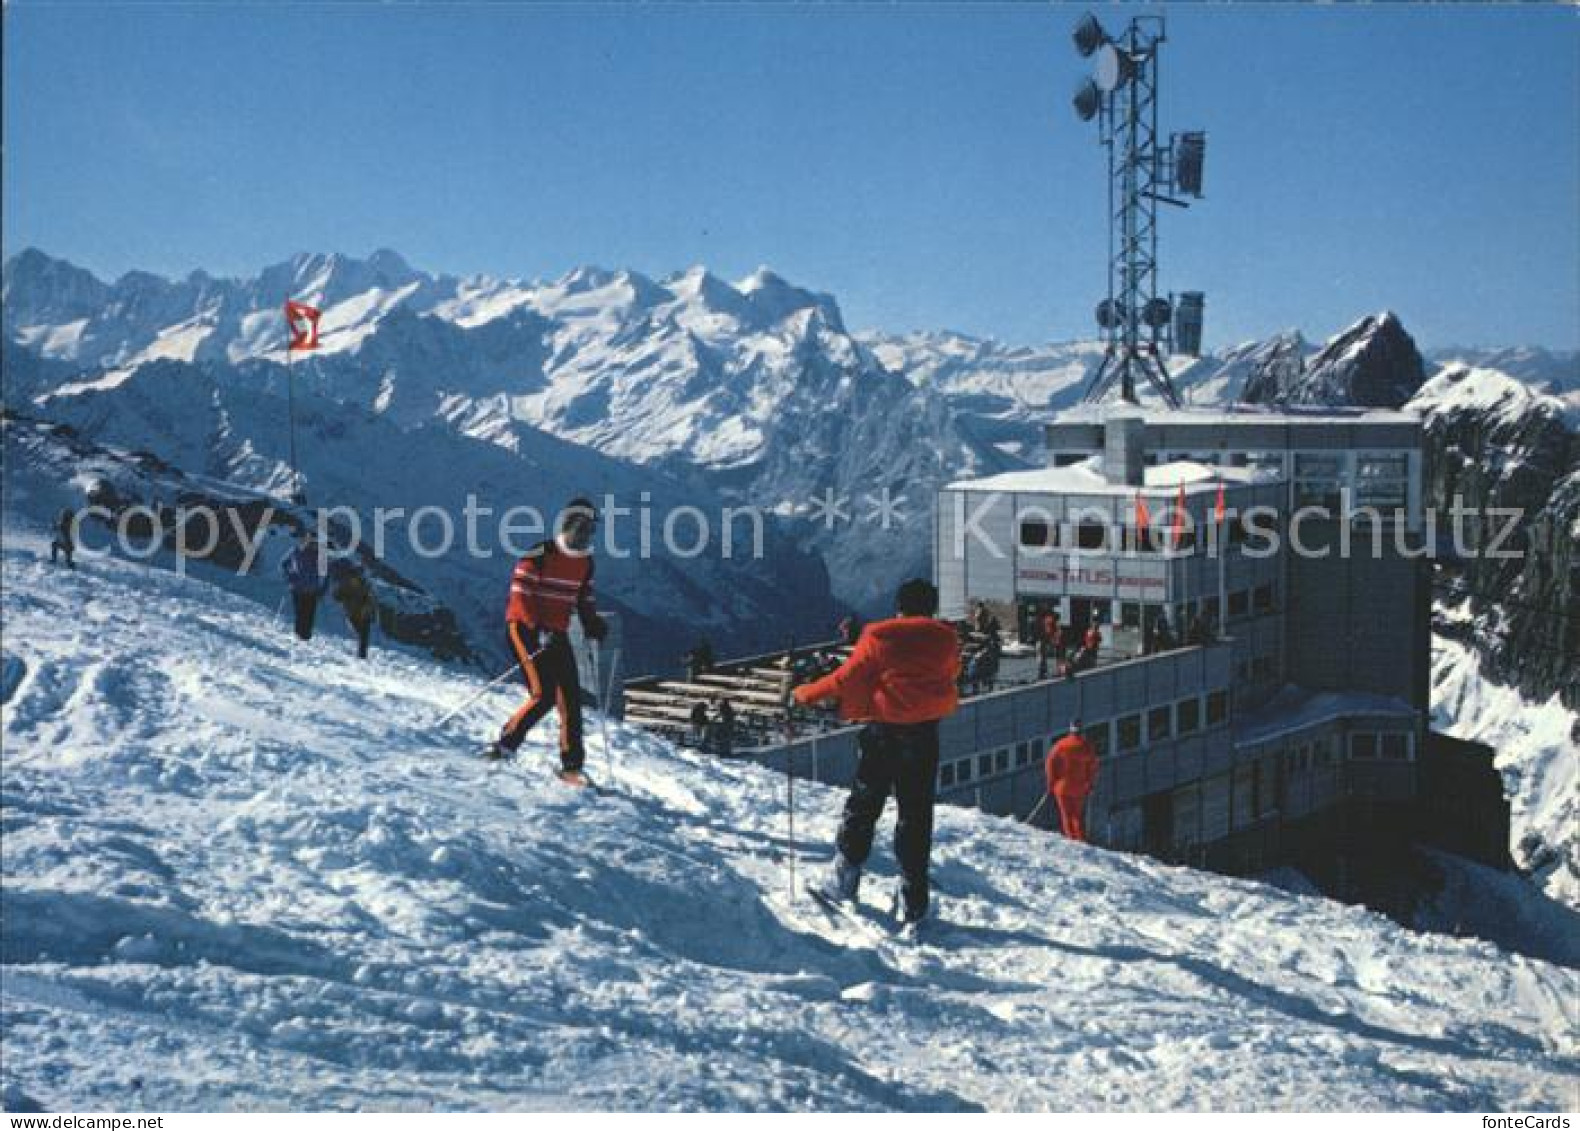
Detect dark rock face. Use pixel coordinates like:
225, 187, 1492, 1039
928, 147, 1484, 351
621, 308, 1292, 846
1236, 332, 1309, 405
1505, 473, 1580, 717
1280, 312, 1427, 409
1415, 367, 1579, 715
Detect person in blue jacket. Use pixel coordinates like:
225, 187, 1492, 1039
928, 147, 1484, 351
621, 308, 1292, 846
280, 531, 330, 641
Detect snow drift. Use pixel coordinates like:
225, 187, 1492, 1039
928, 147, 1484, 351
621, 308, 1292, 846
1, 535, 1575, 1111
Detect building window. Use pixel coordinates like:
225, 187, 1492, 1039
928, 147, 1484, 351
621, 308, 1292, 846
1295, 454, 1344, 511
1117, 714, 1142, 752
1206, 690, 1229, 726
1126, 525, 1161, 553
1177, 698, 1201, 734
1350, 733, 1379, 760
978, 753, 994, 778
1077, 522, 1109, 551
1356, 454, 1410, 512
1015, 741, 1030, 767
957, 759, 973, 783
1253, 584, 1274, 614
995, 748, 1010, 774
1088, 721, 1111, 759
1148, 705, 1172, 743
1019, 521, 1054, 549
1228, 589, 1249, 618
941, 763, 956, 788
1380, 734, 1410, 761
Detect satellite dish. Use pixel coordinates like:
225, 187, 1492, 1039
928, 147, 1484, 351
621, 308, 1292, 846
1073, 79, 1102, 122
1143, 298, 1173, 329
1073, 13, 1107, 58
1094, 43, 1133, 93
1096, 298, 1127, 329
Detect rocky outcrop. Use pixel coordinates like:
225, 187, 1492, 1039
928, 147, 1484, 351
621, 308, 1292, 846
1243, 312, 1426, 409
1227, 331, 1309, 405
1410, 366, 1579, 714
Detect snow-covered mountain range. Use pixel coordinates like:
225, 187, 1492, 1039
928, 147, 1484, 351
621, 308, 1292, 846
2, 535, 1574, 1110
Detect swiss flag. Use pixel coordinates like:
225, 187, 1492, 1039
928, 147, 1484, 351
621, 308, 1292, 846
1215, 480, 1227, 524
1171, 483, 1188, 550
1135, 492, 1151, 544
284, 300, 322, 351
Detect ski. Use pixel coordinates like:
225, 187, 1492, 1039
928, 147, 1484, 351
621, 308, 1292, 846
801, 886, 891, 945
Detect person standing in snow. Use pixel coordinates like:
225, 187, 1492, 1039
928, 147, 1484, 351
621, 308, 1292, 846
1082, 616, 1104, 657
1146, 610, 1177, 655
330, 557, 378, 660
716, 697, 736, 758
977, 632, 1001, 693
49, 508, 76, 569
684, 640, 715, 682
1045, 720, 1099, 843
280, 532, 330, 641
794, 577, 960, 929
837, 614, 863, 646
689, 700, 711, 748
1036, 608, 1062, 680
486, 497, 608, 782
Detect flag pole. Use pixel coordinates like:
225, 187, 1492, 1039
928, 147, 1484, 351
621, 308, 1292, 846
1216, 482, 1228, 641
286, 344, 299, 501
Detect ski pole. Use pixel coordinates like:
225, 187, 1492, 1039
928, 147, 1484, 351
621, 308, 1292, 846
273, 593, 287, 628
1024, 794, 1049, 826
433, 664, 518, 729
592, 640, 620, 786
779, 644, 797, 900
787, 739, 796, 901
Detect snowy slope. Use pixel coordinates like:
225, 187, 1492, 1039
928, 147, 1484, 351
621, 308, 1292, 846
1431, 635, 1579, 910
4, 355, 840, 677
1428, 346, 1580, 422
2, 538, 1576, 1112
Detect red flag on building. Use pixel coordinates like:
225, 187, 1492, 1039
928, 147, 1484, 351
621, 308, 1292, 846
1215, 480, 1227, 524
284, 300, 322, 351
1135, 491, 1151, 547
1171, 483, 1188, 550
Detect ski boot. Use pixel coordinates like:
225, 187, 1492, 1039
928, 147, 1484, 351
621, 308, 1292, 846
555, 767, 593, 789
813, 854, 862, 905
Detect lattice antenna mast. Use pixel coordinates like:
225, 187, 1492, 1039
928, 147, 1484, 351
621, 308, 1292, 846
1071, 13, 1207, 407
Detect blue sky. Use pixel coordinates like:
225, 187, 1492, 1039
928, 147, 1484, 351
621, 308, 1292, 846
5, 3, 1577, 350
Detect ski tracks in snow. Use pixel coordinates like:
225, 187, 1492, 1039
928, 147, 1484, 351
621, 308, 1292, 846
1, 538, 1576, 1110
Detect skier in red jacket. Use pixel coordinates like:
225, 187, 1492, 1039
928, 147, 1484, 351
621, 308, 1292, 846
486, 497, 608, 782
794, 577, 960, 929
1045, 720, 1099, 843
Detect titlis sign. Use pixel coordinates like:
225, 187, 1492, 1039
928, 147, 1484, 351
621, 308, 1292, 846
1017, 561, 1166, 599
